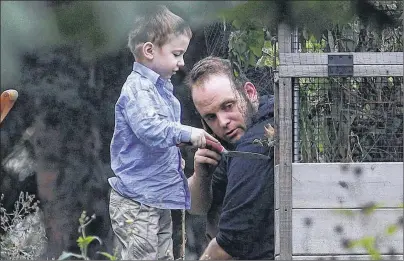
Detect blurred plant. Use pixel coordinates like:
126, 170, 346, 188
58, 211, 117, 260
227, 19, 278, 77
219, 0, 398, 40
254, 123, 277, 148
0, 192, 46, 260
335, 202, 403, 260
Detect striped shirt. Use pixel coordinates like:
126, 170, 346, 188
109, 62, 191, 209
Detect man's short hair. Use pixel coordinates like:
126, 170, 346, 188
128, 5, 192, 58
186, 56, 250, 93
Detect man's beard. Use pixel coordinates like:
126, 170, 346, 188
244, 99, 258, 128
236, 92, 258, 130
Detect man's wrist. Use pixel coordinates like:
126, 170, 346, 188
195, 170, 212, 181
200, 238, 232, 260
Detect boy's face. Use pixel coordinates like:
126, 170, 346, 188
150, 34, 190, 79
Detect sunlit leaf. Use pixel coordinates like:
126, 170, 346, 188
58, 251, 84, 260
77, 236, 102, 248
97, 251, 117, 260
385, 224, 398, 235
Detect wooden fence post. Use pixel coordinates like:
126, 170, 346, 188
277, 23, 293, 260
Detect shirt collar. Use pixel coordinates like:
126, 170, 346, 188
132, 62, 172, 91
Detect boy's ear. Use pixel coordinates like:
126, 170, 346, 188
142, 42, 154, 60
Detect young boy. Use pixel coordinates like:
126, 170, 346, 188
108, 5, 217, 260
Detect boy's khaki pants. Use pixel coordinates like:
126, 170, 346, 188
109, 189, 174, 260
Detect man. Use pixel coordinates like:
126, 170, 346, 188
186, 56, 275, 260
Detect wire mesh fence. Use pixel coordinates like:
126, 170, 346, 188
204, 21, 230, 57
296, 76, 403, 163
202, 2, 403, 164
287, 1, 403, 163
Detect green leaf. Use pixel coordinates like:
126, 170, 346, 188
362, 203, 382, 215
347, 239, 360, 249
249, 46, 262, 57
233, 69, 239, 78
318, 143, 324, 153
58, 251, 85, 260
234, 41, 247, 56
77, 236, 103, 248
361, 236, 375, 247
349, 236, 376, 250
369, 250, 381, 260
248, 52, 257, 67
385, 224, 398, 235
97, 251, 117, 260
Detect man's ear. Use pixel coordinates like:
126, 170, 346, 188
244, 82, 258, 101
142, 42, 154, 60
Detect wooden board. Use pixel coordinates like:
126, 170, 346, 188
275, 209, 403, 255
275, 255, 403, 260
279, 52, 404, 65
275, 163, 403, 209
277, 22, 294, 260
278, 52, 404, 77
278, 64, 403, 77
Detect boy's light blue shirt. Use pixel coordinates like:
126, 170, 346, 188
109, 62, 192, 209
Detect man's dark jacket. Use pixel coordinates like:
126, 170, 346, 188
206, 95, 275, 259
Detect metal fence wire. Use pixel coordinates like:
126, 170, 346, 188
204, 21, 230, 58
202, 2, 403, 164
296, 76, 403, 163
290, 1, 403, 163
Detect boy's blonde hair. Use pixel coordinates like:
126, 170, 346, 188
128, 5, 192, 59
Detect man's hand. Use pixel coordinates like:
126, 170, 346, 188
194, 147, 221, 178
187, 147, 221, 215
190, 127, 218, 148
200, 238, 232, 260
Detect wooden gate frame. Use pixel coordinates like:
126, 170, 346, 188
275, 23, 404, 260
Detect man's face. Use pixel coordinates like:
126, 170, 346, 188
192, 74, 258, 144
150, 34, 190, 79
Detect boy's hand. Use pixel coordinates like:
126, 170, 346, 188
190, 127, 218, 148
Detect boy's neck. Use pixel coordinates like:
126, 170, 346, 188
133, 62, 171, 87
135, 58, 168, 79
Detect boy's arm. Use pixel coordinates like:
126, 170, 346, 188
121, 84, 192, 148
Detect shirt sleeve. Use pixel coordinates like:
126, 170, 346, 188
119, 79, 192, 148
215, 141, 275, 258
